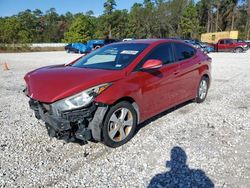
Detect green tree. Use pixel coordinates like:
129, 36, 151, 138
154, 1, 172, 38
2, 17, 21, 44
110, 10, 129, 38
180, 4, 200, 38
104, 0, 117, 14
18, 30, 32, 44
127, 3, 145, 38
43, 8, 60, 42
86, 10, 94, 16
1, 0, 250, 45
103, 0, 117, 37
63, 14, 95, 43
142, 0, 155, 38
17, 9, 37, 42
127, 1, 156, 39
246, 0, 250, 39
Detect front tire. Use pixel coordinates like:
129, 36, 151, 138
196, 76, 209, 103
102, 101, 137, 148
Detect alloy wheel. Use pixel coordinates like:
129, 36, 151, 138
108, 108, 133, 142
199, 79, 208, 100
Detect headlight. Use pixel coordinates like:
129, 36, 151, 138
52, 83, 111, 112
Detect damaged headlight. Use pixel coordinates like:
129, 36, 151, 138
51, 83, 111, 112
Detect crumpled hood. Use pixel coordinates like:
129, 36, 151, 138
24, 65, 124, 103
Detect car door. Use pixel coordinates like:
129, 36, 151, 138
226, 39, 237, 52
173, 42, 200, 101
217, 40, 227, 52
130, 43, 181, 118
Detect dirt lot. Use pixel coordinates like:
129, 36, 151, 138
0, 51, 249, 187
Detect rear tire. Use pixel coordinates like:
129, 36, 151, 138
234, 47, 243, 53
102, 101, 137, 148
196, 76, 209, 103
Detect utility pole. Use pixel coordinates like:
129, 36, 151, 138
247, 0, 250, 39
231, 5, 236, 31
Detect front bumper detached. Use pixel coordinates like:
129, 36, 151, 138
29, 99, 108, 143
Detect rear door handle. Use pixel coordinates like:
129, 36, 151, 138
173, 71, 179, 75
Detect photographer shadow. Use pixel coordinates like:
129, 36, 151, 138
148, 146, 214, 188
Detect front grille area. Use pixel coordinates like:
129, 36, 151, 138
29, 98, 97, 122
61, 104, 97, 122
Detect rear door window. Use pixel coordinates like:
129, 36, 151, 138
225, 39, 232, 44
174, 43, 196, 61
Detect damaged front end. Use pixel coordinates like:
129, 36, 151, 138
24, 82, 112, 143
28, 98, 108, 143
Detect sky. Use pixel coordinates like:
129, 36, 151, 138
0, 0, 144, 17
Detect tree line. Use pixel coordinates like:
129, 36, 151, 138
0, 0, 249, 45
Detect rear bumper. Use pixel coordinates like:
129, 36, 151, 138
28, 99, 108, 142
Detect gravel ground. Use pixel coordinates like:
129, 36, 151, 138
0, 51, 249, 187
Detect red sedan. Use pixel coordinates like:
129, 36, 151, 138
24, 39, 211, 147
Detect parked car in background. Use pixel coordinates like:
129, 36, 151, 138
184, 40, 201, 49
199, 42, 215, 53
184, 40, 214, 54
24, 39, 211, 148
123, 38, 134, 41
213, 38, 248, 53
168, 37, 182, 40
65, 39, 120, 54
236, 39, 250, 48
86, 40, 105, 50
246, 40, 250, 47
65, 43, 88, 54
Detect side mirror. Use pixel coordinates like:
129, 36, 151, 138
142, 59, 163, 70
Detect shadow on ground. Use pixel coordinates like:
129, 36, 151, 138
148, 146, 214, 188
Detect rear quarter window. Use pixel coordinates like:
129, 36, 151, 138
174, 43, 196, 61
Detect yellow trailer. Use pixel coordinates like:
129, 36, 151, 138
201, 31, 239, 43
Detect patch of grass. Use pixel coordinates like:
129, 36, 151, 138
0, 44, 64, 53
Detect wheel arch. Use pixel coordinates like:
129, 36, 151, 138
113, 96, 140, 124
234, 47, 244, 52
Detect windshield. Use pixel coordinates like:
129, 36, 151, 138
72, 43, 149, 70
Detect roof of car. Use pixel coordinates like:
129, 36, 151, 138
219, 38, 233, 40
117, 38, 182, 45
